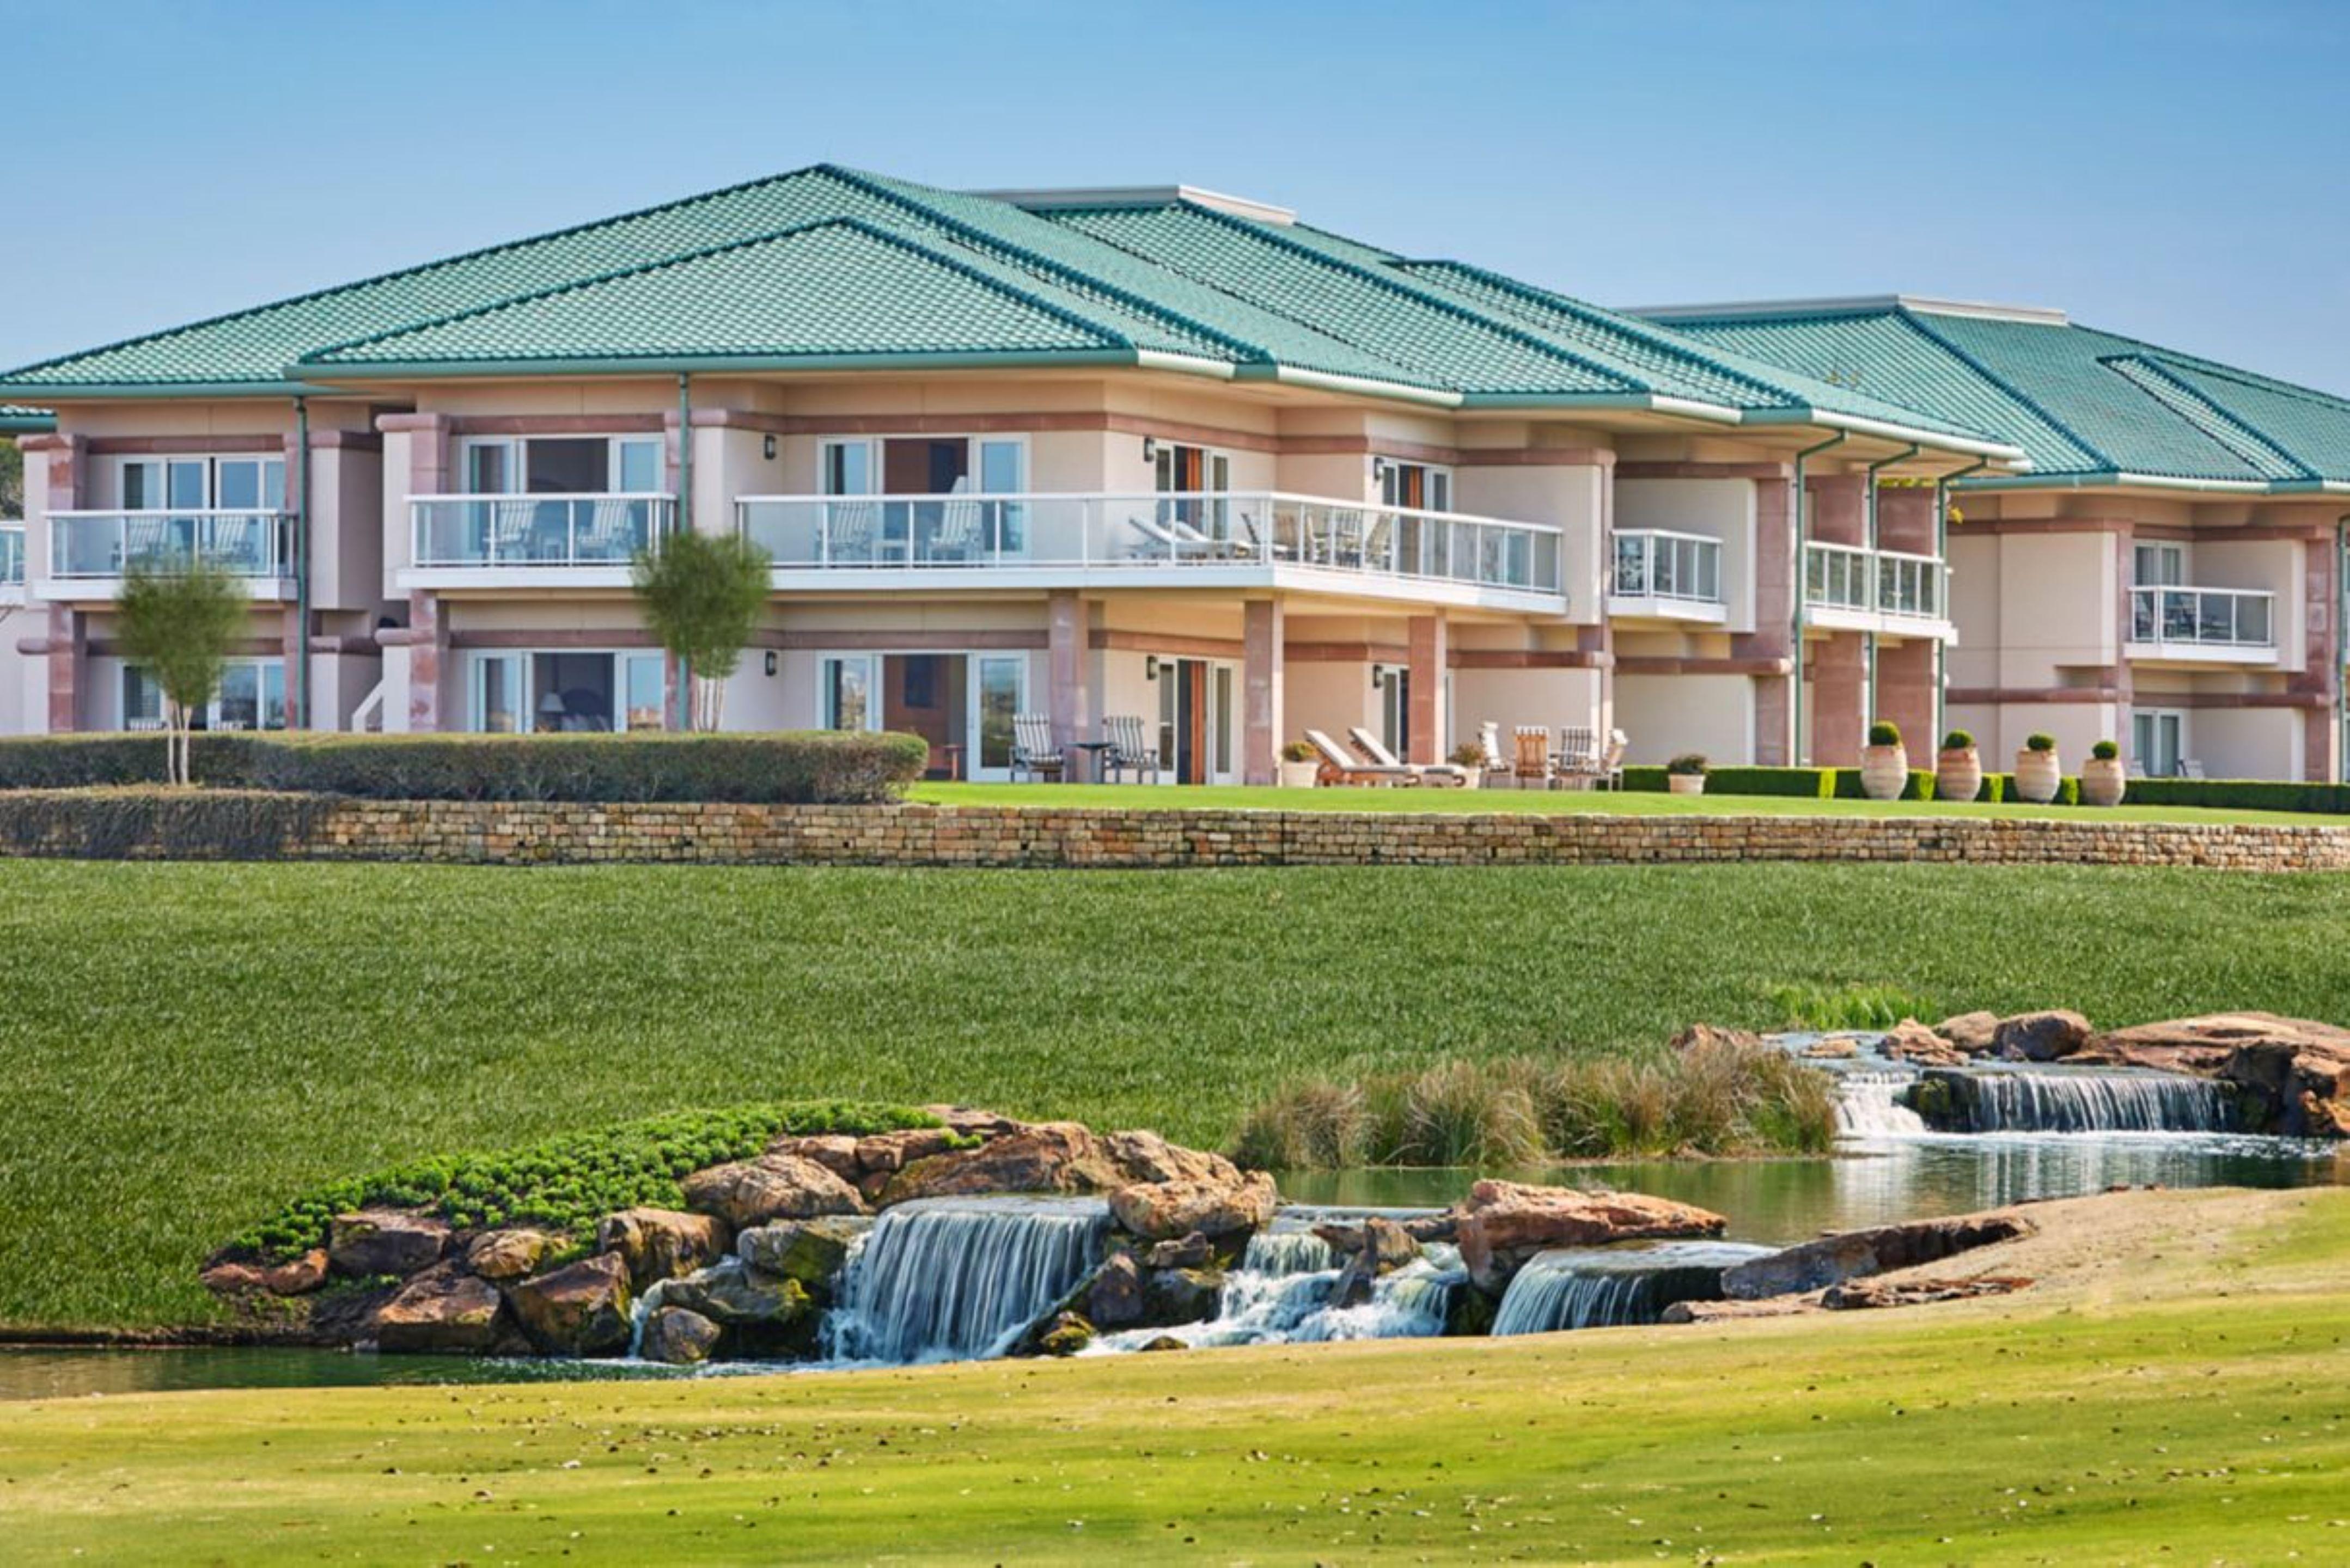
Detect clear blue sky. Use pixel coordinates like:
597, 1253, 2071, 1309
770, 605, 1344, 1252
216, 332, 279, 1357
6, 0, 2348, 394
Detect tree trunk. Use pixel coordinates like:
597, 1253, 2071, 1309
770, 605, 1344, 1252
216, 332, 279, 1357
695, 674, 724, 733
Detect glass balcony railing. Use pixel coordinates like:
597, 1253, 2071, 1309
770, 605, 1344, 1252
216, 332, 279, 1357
1613, 529, 1722, 604
410, 494, 676, 568
2129, 585, 2274, 648
733, 491, 1564, 596
1805, 542, 1946, 621
48, 511, 294, 579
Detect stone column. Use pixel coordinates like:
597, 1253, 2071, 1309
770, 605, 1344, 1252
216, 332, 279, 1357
1047, 590, 1093, 757
35, 435, 87, 732
406, 590, 449, 733
1811, 633, 1865, 765
2304, 532, 2341, 782
1739, 471, 1796, 764
1808, 473, 1866, 546
1406, 612, 1446, 763
1242, 597, 1285, 785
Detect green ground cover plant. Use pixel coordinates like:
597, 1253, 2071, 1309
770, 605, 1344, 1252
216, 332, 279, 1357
4, 858, 2349, 1333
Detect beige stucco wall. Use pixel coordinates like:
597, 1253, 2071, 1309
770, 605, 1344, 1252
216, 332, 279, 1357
1615, 672, 1752, 765
1615, 477, 1755, 633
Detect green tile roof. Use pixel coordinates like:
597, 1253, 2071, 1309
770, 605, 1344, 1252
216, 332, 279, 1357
1653, 300, 2350, 489
0, 164, 2017, 455
0, 405, 52, 432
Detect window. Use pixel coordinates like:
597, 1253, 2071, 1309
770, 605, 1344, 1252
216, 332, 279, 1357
459, 436, 662, 494
2134, 543, 2186, 587
118, 456, 284, 511
2132, 709, 2184, 779
122, 659, 285, 731
467, 650, 667, 732
1380, 460, 1452, 512
822, 656, 876, 731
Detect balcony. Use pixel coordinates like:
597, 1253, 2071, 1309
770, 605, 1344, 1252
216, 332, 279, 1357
2126, 585, 2278, 664
1804, 542, 1953, 640
402, 494, 676, 588
41, 510, 296, 600
0, 523, 22, 604
732, 491, 1566, 611
1608, 529, 1724, 623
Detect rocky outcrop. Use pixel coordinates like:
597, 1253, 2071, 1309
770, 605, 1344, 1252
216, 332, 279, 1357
597, 1207, 729, 1290
1933, 1012, 2000, 1055
1452, 1181, 1728, 1295
1992, 1010, 2091, 1062
639, 1306, 723, 1364
1109, 1170, 1278, 1241
327, 1211, 450, 1278
1821, 1275, 2032, 1310
2079, 1013, 2350, 1136
1083, 1252, 1149, 1328
465, 1229, 554, 1282
682, 1154, 866, 1228
880, 1122, 1119, 1204
1670, 1024, 1766, 1055
1882, 1018, 1965, 1066
371, 1268, 508, 1352
508, 1253, 633, 1356
656, 1261, 813, 1332
735, 1216, 865, 1294
1723, 1211, 2032, 1300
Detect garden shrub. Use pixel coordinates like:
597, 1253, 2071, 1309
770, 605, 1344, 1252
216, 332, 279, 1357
0, 788, 334, 859
1830, 768, 1937, 801
2125, 778, 2350, 815
1866, 720, 1902, 748
235, 1100, 947, 1260
1767, 981, 1935, 1032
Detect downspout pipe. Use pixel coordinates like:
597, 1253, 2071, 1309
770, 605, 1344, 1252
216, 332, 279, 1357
1861, 444, 1919, 727
674, 371, 693, 731
294, 395, 313, 730
1932, 458, 1990, 755
2337, 516, 2348, 786
1789, 433, 1846, 765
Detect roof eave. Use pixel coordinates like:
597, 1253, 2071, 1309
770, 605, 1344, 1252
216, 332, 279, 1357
0, 411, 56, 433
1235, 363, 1460, 407
1740, 407, 2030, 467
1455, 391, 1743, 424
1958, 469, 2286, 494
290, 347, 1226, 382
0, 379, 335, 401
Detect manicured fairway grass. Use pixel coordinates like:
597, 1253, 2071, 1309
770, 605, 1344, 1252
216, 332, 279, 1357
5, 858, 2350, 1334
912, 779, 2350, 825
2, 1187, 2344, 1564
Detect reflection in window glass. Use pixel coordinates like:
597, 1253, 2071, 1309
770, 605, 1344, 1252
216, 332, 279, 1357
625, 654, 667, 731
978, 657, 1021, 770
824, 657, 871, 731
822, 442, 873, 496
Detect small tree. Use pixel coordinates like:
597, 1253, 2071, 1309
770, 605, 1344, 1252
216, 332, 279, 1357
116, 560, 245, 785
631, 529, 771, 731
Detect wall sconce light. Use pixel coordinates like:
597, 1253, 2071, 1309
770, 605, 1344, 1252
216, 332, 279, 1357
1370, 662, 1389, 691
762, 434, 777, 460
764, 650, 778, 677
1144, 655, 1161, 681
1372, 457, 1392, 484
1142, 437, 1158, 463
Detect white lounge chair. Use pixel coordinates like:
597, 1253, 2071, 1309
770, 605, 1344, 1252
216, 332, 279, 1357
1304, 728, 1417, 787
1346, 726, 1468, 786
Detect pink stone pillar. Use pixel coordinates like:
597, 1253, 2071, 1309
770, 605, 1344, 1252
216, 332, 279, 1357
1876, 640, 1935, 756
1811, 633, 1865, 765
1738, 470, 1796, 764
2304, 534, 2341, 782
1242, 597, 1285, 785
1808, 473, 1865, 547
1047, 590, 1094, 757
406, 590, 448, 732
1875, 486, 1936, 555
1406, 613, 1446, 764
45, 604, 84, 733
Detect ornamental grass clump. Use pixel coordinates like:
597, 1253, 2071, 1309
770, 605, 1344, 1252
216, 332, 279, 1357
1767, 981, 1936, 1032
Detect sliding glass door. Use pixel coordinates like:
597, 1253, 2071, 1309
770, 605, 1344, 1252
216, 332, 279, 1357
818, 651, 1027, 780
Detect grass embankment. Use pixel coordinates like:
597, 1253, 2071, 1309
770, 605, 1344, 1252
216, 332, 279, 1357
911, 779, 2350, 825
7, 859, 2350, 1334
3, 1186, 2346, 1564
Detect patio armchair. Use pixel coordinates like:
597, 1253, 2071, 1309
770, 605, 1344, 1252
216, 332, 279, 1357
1303, 728, 1418, 787
1597, 728, 1628, 791
1554, 725, 1600, 790
577, 495, 643, 562
1345, 725, 1468, 786
1476, 721, 1512, 785
823, 500, 881, 565
1100, 713, 1162, 785
1511, 725, 1557, 789
1009, 713, 1069, 783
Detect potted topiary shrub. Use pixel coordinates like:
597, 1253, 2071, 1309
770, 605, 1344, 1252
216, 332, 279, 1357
2014, 731, 2062, 804
1860, 720, 1908, 801
1936, 728, 1982, 805
1666, 752, 1709, 795
1279, 739, 1321, 789
1449, 740, 1487, 789
2081, 738, 2127, 807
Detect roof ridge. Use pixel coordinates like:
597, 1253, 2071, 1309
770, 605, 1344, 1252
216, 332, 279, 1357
300, 216, 1137, 365
1156, 202, 1641, 393
2, 163, 867, 385
823, 168, 1269, 365
1894, 307, 2117, 473
2098, 354, 2314, 480
2082, 323, 2350, 417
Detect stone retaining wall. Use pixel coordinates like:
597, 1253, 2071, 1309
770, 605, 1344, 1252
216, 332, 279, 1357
1, 794, 2346, 871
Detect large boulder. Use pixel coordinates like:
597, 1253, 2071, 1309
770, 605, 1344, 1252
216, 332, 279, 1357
596, 1207, 729, 1290
1452, 1181, 1726, 1296
1822, 1275, 2031, 1310
682, 1154, 866, 1228
1992, 1010, 2091, 1062
881, 1123, 1120, 1204
736, 1216, 865, 1294
1102, 1130, 1231, 1187
769, 1134, 863, 1181
465, 1229, 555, 1282
1670, 1024, 1766, 1055
1933, 1012, 2000, 1055
1882, 1018, 1965, 1067
1723, 1211, 2033, 1300
508, 1252, 633, 1356
371, 1268, 507, 1353
850, 1127, 962, 1175
1313, 1216, 1420, 1273
2081, 1013, 2350, 1136
260, 1248, 331, 1296
1109, 1170, 1278, 1241
327, 1211, 450, 1278
1084, 1252, 1148, 1328
656, 1260, 813, 1328
639, 1306, 723, 1365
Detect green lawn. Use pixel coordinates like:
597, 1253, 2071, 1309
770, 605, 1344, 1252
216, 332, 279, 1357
7, 859, 2350, 1334
2, 1186, 2343, 1564
911, 779, 2350, 825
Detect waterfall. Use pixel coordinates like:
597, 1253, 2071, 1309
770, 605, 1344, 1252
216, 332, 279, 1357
1926, 1068, 2233, 1134
1240, 1227, 1339, 1277
1491, 1242, 1775, 1335
823, 1196, 1112, 1364
1834, 1070, 1928, 1137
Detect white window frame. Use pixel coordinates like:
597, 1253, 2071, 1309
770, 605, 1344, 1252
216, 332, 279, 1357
465, 648, 667, 733
2132, 708, 2187, 778
456, 434, 665, 495
816, 648, 1032, 781
2134, 541, 2187, 587
120, 656, 286, 732
818, 434, 1030, 497
113, 454, 285, 511
1380, 458, 1453, 513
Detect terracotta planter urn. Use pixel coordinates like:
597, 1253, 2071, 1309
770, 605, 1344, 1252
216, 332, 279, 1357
2080, 756, 2127, 808
1859, 743, 1910, 801
1667, 773, 1707, 795
2013, 745, 2062, 804
1935, 746, 1983, 805
1278, 760, 1320, 789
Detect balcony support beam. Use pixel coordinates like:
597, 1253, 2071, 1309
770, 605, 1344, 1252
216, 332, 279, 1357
1242, 597, 1285, 786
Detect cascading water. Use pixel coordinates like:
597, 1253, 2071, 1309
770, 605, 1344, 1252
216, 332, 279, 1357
1925, 1067, 2234, 1134
1490, 1241, 1775, 1334
1833, 1069, 1928, 1137
823, 1196, 1111, 1364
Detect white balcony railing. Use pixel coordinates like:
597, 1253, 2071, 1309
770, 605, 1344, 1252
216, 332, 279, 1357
1613, 529, 1722, 604
733, 491, 1563, 596
49, 510, 294, 579
1805, 542, 1946, 621
0, 523, 22, 586
2129, 585, 2275, 648
411, 493, 676, 568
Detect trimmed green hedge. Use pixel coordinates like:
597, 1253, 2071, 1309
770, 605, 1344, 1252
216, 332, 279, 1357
1623, 765, 1938, 800
2125, 778, 2350, 816
0, 732, 929, 805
